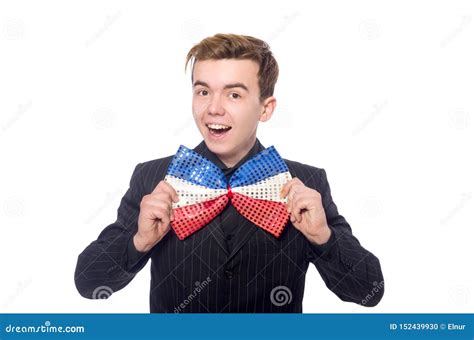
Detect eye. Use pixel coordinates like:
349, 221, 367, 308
197, 89, 209, 96
230, 92, 241, 99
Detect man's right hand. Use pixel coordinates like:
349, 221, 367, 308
133, 180, 179, 252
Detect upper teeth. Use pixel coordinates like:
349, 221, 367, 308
207, 124, 230, 130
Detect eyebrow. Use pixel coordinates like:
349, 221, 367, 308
193, 80, 249, 92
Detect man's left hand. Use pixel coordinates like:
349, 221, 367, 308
280, 177, 331, 245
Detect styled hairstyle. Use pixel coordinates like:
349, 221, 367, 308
185, 33, 279, 102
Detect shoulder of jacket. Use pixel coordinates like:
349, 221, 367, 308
136, 154, 174, 172
129, 155, 175, 193
283, 158, 326, 187
283, 158, 324, 174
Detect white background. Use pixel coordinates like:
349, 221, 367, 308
0, 0, 472, 313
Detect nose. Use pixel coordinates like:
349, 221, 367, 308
208, 93, 225, 116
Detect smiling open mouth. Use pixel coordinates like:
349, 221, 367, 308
206, 123, 232, 137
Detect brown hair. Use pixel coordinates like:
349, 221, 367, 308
185, 33, 279, 102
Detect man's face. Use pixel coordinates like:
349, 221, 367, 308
192, 59, 276, 167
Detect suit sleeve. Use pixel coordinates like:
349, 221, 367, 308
74, 163, 152, 299
307, 168, 385, 307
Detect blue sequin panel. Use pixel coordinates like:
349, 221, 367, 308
166, 145, 227, 189
230, 146, 289, 187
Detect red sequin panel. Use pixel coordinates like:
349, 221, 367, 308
231, 193, 290, 238
171, 196, 229, 240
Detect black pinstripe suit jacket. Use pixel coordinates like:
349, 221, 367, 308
75, 140, 384, 312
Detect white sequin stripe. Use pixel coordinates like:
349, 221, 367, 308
232, 171, 292, 203
164, 175, 227, 208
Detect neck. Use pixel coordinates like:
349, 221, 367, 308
217, 139, 257, 168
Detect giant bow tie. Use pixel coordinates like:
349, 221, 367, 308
164, 145, 292, 240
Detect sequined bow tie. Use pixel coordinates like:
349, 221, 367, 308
164, 145, 292, 240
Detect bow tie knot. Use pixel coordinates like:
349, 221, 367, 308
226, 184, 233, 199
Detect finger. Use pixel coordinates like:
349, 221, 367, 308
157, 222, 171, 235
153, 180, 180, 202
286, 186, 295, 214
293, 196, 307, 223
141, 196, 173, 222
292, 177, 304, 185
280, 178, 298, 198
163, 182, 180, 202
149, 191, 175, 208
290, 213, 295, 223
142, 194, 172, 211
151, 194, 175, 221
291, 192, 312, 223
149, 206, 171, 225
148, 192, 178, 210
287, 185, 302, 214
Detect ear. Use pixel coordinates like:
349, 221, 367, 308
259, 96, 277, 122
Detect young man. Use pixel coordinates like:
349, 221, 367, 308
75, 33, 384, 312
